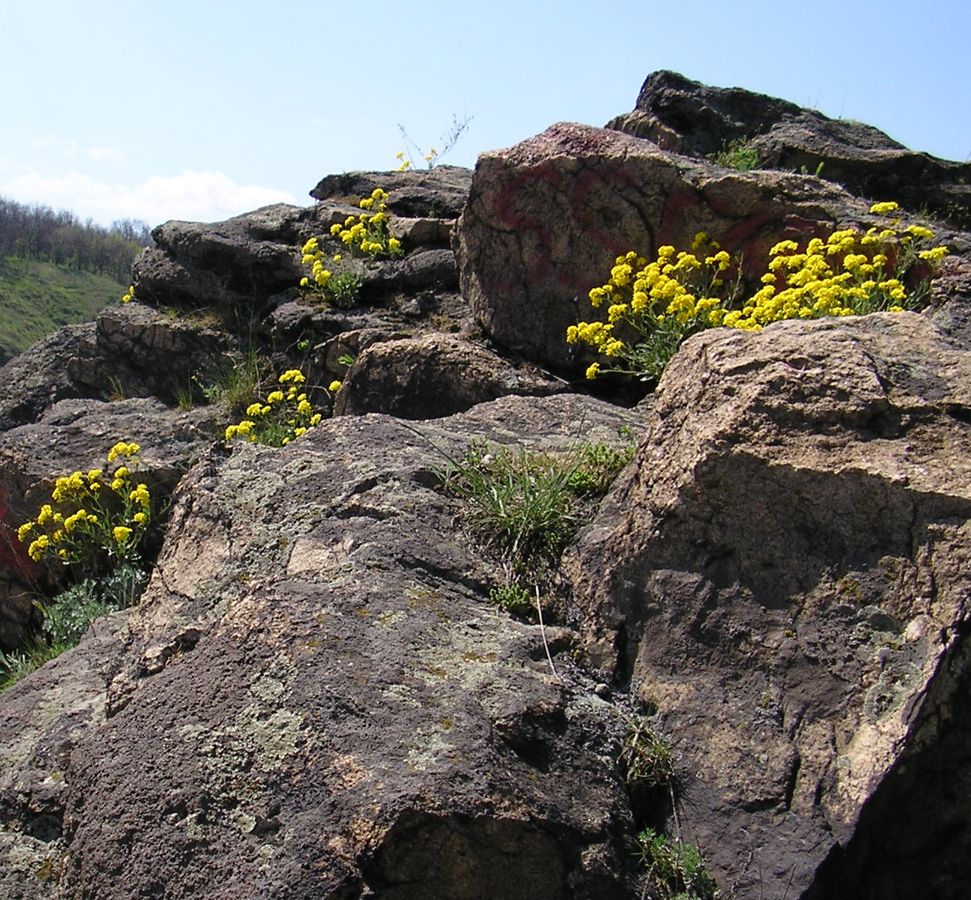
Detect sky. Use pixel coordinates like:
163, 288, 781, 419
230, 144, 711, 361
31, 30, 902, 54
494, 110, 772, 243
2, 0, 969, 229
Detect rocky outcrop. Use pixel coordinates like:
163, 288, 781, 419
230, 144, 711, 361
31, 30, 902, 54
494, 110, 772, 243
132, 203, 317, 324
0, 324, 99, 433
0, 394, 643, 899
564, 311, 971, 898
608, 70, 971, 227
310, 166, 473, 219
334, 333, 566, 418
3, 72, 971, 899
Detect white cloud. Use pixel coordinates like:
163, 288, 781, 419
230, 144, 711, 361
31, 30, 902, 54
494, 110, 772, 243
0, 170, 298, 226
88, 145, 128, 163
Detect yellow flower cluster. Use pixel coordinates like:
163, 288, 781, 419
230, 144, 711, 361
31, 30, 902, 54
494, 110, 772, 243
570, 204, 949, 381
225, 369, 330, 447
18, 442, 151, 568
722, 202, 948, 330
568, 235, 737, 380
328, 188, 402, 259
300, 237, 332, 290
120, 284, 135, 304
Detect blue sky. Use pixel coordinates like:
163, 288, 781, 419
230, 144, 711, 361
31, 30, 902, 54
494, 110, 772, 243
2, 0, 969, 228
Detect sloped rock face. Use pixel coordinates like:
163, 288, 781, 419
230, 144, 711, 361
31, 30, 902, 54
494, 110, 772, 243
0, 394, 645, 899
0, 324, 100, 433
564, 312, 971, 899
608, 70, 971, 227
455, 121, 882, 373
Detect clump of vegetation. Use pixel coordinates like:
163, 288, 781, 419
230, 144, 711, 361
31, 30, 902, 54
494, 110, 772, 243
440, 436, 635, 615
569, 202, 949, 382
637, 828, 718, 900
224, 368, 331, 447
299, 238, 364, 308
709, 138, 760, 171
199, 350, 271, 415
3, 442, 154, 690
621, 717, 676, 790
298, 187, 404, 307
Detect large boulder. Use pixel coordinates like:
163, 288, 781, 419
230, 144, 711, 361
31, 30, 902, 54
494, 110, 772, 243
608, 70, 971, 227
131, 203, 315, 324
0, 324, 99, 433
564, 311, 971, 899
0, 394, 644, 899
455, 121, 891, 372
334, 333, 566, 419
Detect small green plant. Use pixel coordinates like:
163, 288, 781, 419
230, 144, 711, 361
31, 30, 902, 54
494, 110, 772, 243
621, 718, 675, 790
200, 350, 270, 415
709, 138, 760, 172
637, 828, 718, 900
0, 564, 146, 691
567, 441, 637, 495
488, 582, 534, 616
441, 437, 635, 615
570, 202, 950, 383
224, 368, 330, 447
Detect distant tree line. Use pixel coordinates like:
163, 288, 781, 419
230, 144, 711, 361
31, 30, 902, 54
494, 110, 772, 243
0, 195, 153, 283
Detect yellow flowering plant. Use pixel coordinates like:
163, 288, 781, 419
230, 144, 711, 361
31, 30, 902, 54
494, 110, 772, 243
224, 368, 330, 447
17, 441, 152, 574
299, 238, 364, 309
327, 188, 403, 260
120, 284, 135, 304
570, 202, 949, 382
568, 233, 740, 381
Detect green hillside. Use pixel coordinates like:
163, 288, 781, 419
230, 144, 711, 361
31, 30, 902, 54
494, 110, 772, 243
0, 256, 125, 364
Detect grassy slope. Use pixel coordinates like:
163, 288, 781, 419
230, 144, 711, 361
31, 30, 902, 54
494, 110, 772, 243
0, 256, 125, 364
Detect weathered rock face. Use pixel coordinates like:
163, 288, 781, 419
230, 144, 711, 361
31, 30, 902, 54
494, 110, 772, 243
455, 121, 882, 372
608, 70, 971, 227
0, 394, 644, 899
334, 333, 566, 419
0, 324, 100, 433
564, 312, 971, 899
67, 302, 233, 404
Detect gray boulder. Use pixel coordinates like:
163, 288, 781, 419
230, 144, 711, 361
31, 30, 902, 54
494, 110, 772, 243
564, 311, 971, 899
334, 332, 567, 419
